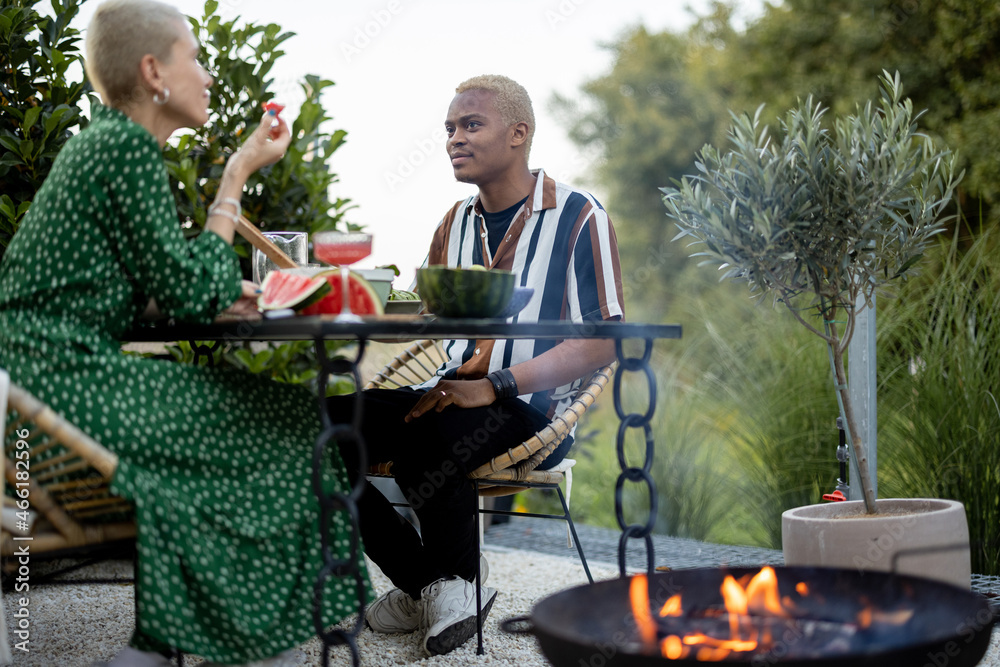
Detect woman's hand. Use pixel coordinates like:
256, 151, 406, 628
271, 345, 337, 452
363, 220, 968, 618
216, 280, 262, 321
228, 111, 293, 178
404, 378, 496, 422
207, 111, 293, 243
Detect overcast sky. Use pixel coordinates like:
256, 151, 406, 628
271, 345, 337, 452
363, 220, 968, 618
74, 0, 762, 286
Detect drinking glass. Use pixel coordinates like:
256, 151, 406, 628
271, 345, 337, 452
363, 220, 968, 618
313, 231, 373, 322
252, 232, 308, 285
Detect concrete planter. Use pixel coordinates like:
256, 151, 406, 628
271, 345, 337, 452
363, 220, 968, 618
781, 498, 970, 589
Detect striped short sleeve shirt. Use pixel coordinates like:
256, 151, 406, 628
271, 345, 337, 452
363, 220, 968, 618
416, 169, 625, 419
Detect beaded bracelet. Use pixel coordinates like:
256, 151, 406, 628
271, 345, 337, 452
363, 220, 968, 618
208, 197, 242, 225
486, 368, 518, 400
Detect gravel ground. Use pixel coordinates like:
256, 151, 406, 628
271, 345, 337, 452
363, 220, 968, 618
2, 547, 619, 667
4, 542, 998, 666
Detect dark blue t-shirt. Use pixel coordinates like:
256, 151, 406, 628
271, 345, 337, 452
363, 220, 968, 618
481, 195, 528, 259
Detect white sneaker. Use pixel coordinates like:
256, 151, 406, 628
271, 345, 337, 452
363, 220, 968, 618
420, 576, 498, 656
365, 587, 422, 633
366, 554, 491, 636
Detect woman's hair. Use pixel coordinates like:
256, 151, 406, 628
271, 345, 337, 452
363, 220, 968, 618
456, 74, 535, 161
85, 0, 186, 108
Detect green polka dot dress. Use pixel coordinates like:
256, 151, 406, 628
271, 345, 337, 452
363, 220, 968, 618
0, 105, 371, 663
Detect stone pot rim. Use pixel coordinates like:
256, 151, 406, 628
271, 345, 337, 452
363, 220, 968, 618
781, 497, 964, 522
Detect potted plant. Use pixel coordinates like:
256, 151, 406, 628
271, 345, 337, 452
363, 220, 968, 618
661, 72, 971, 587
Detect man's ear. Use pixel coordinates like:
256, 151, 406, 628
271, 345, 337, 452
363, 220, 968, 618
510, 121, 530, 149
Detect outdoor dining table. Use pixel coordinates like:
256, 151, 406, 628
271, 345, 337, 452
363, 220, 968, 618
125, 313, 682, 666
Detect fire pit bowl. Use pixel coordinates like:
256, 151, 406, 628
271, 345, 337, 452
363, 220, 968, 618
504, 567, 996, 666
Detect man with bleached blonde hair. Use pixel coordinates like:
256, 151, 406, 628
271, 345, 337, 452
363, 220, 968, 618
333, 74, 625, 656
454, 73, 535, 161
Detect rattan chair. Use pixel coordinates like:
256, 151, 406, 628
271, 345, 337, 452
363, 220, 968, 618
1, 375, 136, 566
364, 340, 612, 653
365, 340, 613, 577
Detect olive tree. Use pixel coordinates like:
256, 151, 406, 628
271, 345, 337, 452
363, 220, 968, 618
661, 72, 961, 513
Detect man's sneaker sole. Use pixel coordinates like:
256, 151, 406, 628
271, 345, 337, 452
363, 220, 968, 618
424, 588, 498, 656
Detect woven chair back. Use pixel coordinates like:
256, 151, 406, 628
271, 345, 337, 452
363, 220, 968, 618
364, 340, 614, 495
2, 379, 135, 560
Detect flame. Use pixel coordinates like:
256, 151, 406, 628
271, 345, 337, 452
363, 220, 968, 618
629, 568, 911, 662
746, 566, 787, 617
629, 574, 658, 647
662, 635, 685, 659
659, 594, 682, 617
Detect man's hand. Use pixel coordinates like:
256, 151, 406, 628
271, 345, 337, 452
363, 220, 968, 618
405, 378, 495, 422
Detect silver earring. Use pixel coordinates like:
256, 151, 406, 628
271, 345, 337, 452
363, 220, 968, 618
153, 87, 170, 105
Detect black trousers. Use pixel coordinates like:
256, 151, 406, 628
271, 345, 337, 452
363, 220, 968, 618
328, 388, 557, 599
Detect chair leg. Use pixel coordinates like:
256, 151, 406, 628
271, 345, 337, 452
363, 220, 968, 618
556, 485, 594, 584
473, 481, 485, 655
478, 496, 485, 547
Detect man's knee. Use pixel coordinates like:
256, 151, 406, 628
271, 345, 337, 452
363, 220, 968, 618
398, 458, 464, 506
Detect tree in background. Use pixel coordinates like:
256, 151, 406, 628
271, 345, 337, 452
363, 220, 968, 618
0, 0, 93, 263
559, 0, 1000, 319
551, 7, 743, 316
558, 0, 1000, 573
734, 0, 1000, 227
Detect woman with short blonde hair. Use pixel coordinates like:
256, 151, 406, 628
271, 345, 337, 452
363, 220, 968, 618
0, 2, 370, 666
84, 0, 186, 108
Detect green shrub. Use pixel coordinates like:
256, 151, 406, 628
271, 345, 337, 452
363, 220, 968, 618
565, 233, 999, 573
164, 0, 355, 256
698, 313, 837, 548
0, 0, 92, 262
160, 1, 359, 386
1, 0, 360, 389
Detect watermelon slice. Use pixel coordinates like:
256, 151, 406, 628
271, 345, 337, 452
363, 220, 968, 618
257, 271, 329, 311
300, 271, 385, 316
261, 101, 285, 117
